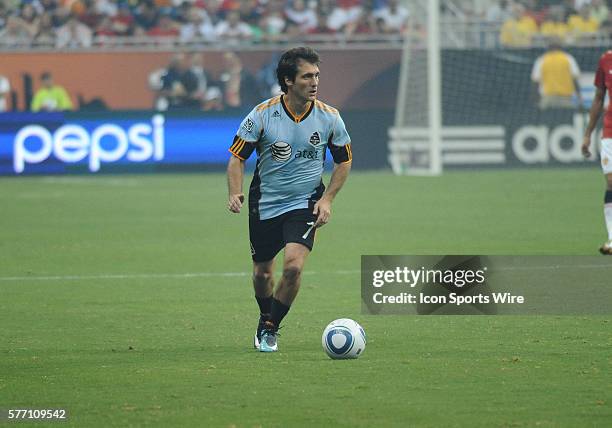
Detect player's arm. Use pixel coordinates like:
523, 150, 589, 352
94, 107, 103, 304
582, 85, 605, 158
314, 135, 352, 227
227, 112, 261, 213
227, 155, 245, 213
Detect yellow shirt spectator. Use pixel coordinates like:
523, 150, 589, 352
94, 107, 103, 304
567, 14, 599, 34
531, 48, 581, 105
500, 15, 538, 47
31, 86, 74, 112
539, 20, 569, 40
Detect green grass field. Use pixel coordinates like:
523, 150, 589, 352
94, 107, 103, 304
1, 169, 610, 427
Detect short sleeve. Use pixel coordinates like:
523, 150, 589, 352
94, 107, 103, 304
531, 56, 542, 82
236, 108, 263, 143
327, 114, 352, 164
567, 54, 580, 77
229, 108, 262, 160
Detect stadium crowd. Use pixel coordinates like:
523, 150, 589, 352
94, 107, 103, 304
489, 0, 612, 46
0, 0, 411, 48
0, 1, 610, 49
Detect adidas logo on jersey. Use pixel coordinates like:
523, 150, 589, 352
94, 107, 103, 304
272, 111, 280, 118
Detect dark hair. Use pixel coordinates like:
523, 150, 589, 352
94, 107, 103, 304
41, 72, 52, 80
276, 47, 320, 94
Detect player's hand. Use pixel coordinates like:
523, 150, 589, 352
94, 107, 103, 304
228, 194, 244, 213
581, 136, 591, 158
313, 197, 331, 228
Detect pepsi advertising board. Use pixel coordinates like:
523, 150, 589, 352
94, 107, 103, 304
0, 113, 256, 175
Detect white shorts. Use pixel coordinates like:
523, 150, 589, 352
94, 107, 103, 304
602, 139, 612, 174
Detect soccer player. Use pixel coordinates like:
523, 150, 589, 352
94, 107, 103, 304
226, 47, 352, 352
582, 49, 612, 255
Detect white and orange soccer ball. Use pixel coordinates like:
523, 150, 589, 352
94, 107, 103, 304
322, 318, 366, 359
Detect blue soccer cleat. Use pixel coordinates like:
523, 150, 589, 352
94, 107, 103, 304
259, 322, 279, 352
254, 316, 268, 350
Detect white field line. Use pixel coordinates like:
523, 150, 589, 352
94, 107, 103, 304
0, 264, 609, 283
0, 270, 362, 282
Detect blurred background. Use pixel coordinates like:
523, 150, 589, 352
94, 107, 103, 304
0, 0, 608, 174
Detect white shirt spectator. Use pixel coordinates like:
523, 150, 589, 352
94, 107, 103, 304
373, 0, 409, 32
215, 11, 253, 40
485, 0, 513, 22
0, 75, 10, 112
285, 0, 318, 32
575, 0, 593, 10
94, 0, 118, 17
56, 17, 93, 48
180, 8, 216, 42
327, 0, 363, 32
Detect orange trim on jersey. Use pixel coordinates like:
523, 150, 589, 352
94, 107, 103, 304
229, 136, 251, 160
256, 96, 282, 112
281, 95, 313, 123
229, 137, 242, 152
315, 100, 338, 115
342, 144, 352, 163
230, 137, 247, 154
228, 148, 246, 160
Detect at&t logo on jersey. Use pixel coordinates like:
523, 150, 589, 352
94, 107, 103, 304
295, 149, 320, 160
13, 115, 165, 173
271, 141, 292, 161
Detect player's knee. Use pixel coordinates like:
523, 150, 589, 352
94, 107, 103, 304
606, 176, 612, 190
252, 270, 273, 285
282, 266, 302, 284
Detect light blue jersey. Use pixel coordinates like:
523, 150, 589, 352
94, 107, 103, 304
229, 95, 352, 220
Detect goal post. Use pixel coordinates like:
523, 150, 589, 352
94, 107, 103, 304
389, 0, 442, 175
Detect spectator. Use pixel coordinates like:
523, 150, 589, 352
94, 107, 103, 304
38, 0, 58, 15
134, 0, 160, 32
259, 0, 287, 41
499, 2, 538, 47
56, 13, 93, 48
215, 9, 252, 41
77, 0, 104, 30
159, 52, 200, 110
255, 52, 282, 99
18, 3, 40, 37
522, 0, 549, 26
540, 5, 569, 41
189, 51, 225, 110
310, 1, 334, 34
146, 11, 180, 37
0, 73, 10, 112
220, 51, 259, 109
238, 0, 262, 27
531, 38, 582, 110
327, 0, 364, 35
590, 0, 609, 24
33, 11, 57, 47
110, 3, 136, 36
0, 15, 33, 47
179, 5, 215, 42
568, 5, 599, 37
285, 0, 317, 34
51, 6, 71, 28
0, 3, 8, 31
372, 0, 409, 34
31, 72, 74, 112
485, 0, 513, 23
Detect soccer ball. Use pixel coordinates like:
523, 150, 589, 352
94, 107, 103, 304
322, 318, 366, 359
